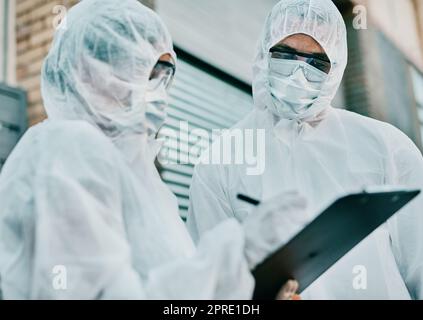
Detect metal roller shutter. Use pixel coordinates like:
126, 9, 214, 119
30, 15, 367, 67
158, 57, 254, 219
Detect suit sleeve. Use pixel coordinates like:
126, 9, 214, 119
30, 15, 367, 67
31, 126, 253, 299
186, 163, 236, 244
388, 132, 423, 299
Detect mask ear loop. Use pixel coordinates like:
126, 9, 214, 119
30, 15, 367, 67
266, 51, 274, 91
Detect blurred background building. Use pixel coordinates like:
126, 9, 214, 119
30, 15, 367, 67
1, 0, 422, 218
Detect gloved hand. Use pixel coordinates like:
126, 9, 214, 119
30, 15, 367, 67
277, 280, 301, 300
242, 191, 308, 270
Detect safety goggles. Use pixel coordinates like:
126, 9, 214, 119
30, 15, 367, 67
269, 45, 331, 74
149, 60, 176, 91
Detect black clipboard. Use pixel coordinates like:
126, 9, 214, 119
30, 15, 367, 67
251, 190, 421, 300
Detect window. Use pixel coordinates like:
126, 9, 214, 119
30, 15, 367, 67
158, 51, 254, 219
0, 83, 27, 172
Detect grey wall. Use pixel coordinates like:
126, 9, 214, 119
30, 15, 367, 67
156, 0, 279, 84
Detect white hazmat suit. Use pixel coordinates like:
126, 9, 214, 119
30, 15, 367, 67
187, 0, 423, 299
0, 0, 306, 299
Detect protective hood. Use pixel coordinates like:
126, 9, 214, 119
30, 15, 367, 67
252, 0, 348, 121
41, 0, 176, 138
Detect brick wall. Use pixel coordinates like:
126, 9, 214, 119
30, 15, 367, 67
339, 4, 422, 149
16, 0, 154, 126
16, 0, 79, 125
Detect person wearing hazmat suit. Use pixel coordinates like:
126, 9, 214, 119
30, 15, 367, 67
187, 0, 423, 299
0, 0, 306, 299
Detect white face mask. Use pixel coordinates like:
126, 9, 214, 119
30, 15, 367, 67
144, 83, 169, 136
266, 59, 328, 119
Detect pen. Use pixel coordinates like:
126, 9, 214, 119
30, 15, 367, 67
237, 194, 261, 206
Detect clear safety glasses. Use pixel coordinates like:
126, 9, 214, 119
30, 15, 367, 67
270, 45, 331, 74
148, 60, 176, 91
